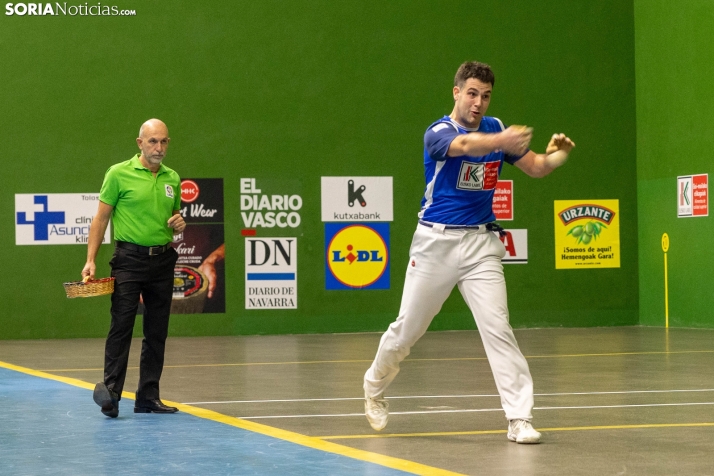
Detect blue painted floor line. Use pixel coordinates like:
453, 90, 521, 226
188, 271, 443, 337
0, 367, 412, 475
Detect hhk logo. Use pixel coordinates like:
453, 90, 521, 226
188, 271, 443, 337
181, 179, 200, 203
16, 195, 65, 240
348, 180, 366, 207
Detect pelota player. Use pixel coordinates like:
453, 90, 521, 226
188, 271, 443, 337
363, 61, 575, 444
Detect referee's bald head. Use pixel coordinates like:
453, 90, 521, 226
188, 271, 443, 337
139, 118, 168, 138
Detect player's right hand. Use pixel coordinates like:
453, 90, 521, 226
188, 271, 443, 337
81, 262, 96, 281
500, 125, 533, 156
546, 133, 575, 154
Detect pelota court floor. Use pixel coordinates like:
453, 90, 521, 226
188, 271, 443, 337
2, 326, 714, 475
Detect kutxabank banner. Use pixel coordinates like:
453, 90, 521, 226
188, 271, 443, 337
321, 177, 393, 222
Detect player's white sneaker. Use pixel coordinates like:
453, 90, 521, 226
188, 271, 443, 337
364, 391, 389, 431
507, 419, 541, 444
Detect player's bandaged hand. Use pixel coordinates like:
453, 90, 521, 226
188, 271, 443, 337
544, 133, 575, 168
545, 133, 575, 154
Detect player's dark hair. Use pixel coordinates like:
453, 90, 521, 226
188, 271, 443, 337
454, 61, 495, 87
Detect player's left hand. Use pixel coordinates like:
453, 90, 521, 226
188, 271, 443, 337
167, 214, 186, 233
546, 133, 576, 154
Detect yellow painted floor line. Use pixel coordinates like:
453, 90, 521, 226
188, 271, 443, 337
0, 360, 462, 476
414, 350, 714, 362
320, 422, 714, 440
525, 350, 714, 359
39, 359, 374, 372
0, 361, 138, 401
38, 349, 714, 372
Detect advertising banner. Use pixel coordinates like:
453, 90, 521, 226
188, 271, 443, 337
500, 229, 527, 264
554, 200, 620, 269
321, 177, 393, 222
245, 237, 297, 309
492, 180, 513, 221
15, 193, 110, 245
677, 174, 708, 217
171, 178, 225, 314
239, 177, 303, 233
325, 223, 390, 290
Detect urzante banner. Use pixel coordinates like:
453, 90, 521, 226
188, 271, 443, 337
15, 193, 110, 245
171, 178, 225, 314
554, 200, 620, 269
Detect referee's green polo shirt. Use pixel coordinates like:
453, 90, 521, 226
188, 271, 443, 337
99, 154, 182, 246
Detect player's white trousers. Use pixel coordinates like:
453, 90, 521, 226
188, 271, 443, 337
364, 224, 534, 421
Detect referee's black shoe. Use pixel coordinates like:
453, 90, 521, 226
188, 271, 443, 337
93, 382, 119, 418
134, 399, 179, 414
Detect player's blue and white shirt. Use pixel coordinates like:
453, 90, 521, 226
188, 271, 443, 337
419, 115, 526, 225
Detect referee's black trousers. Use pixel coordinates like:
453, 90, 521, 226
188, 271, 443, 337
104, 245, 178, 401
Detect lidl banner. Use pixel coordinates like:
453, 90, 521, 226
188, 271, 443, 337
15, 193, 110, 245
325, 223, 390, 290
554, 200, 620, 269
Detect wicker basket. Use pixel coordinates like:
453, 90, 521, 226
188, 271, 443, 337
63, 277, 115, 298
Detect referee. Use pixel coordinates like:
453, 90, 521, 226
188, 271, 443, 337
82, 118, 186, 418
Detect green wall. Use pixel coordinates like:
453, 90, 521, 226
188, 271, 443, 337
636, 0, 714, 327
0, 1, 638, 339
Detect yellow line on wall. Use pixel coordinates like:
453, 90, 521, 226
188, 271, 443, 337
319, 422, 714, 440
662, 232, 670, 328
0, 360, 463, 476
